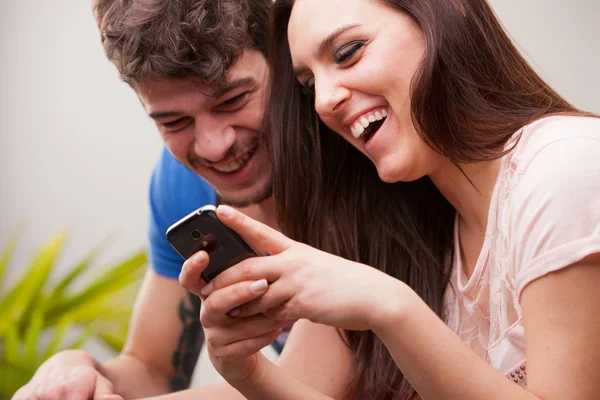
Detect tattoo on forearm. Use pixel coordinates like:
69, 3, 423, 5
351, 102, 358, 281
170, 292, 203, 391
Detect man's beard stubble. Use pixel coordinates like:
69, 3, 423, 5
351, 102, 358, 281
187, 136, 272, 208
217, 183, 272, 209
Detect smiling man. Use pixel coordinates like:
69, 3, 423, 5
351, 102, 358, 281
12, 1, 353, 399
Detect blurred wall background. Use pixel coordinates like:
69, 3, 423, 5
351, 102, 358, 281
0, 0, 599, 387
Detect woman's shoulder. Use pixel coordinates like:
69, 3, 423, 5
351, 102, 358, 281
511, 114, 600, 173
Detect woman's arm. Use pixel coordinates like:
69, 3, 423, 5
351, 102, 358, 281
372, 255, 600, 400
233, 353, 335, 400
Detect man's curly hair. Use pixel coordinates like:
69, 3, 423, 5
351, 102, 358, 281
93, 0, 270, 86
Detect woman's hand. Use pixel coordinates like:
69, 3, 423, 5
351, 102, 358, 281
198, 277, 293, 384
201, 205, 404, 332
179, 249, 293, 384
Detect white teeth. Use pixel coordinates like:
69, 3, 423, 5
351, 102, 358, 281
348, 108, 389, 139
213, 149, 253, 173
352, 123, 365, 138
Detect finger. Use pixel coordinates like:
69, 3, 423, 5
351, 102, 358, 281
233, 281, 294, 318
208, 315, 290, 346
92, 374, 116, 399
203, 255, 283, 296
179, 250, 210, 297
212, 328, 284, 360
98, 396, 124, 400
216, 205, 294, 255
201, 279, 269, 326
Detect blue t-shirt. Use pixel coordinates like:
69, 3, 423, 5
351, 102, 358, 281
147, 147, 289, 353
148, 147, 218, 279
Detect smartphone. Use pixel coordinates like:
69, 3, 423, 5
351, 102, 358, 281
166, 205, 257, 282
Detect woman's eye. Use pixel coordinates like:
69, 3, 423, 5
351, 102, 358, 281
334, 40, 365, 64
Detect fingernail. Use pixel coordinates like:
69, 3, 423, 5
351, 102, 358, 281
250, 279, 268, 292
201, 281, 214, 296
194, 251, 206, 264
217, 205, 234, 219
229, 307, 240, 317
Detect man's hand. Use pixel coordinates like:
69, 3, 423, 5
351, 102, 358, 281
12, 350, 123, 400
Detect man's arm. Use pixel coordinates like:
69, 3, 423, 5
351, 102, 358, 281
98, 268, 203, 397
11, 268, 205, 400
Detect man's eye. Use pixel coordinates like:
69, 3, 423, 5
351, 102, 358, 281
334, 40, 366, 64
162, 117, 187, 128
220, 92, 249, 107
301, 76, 315, 96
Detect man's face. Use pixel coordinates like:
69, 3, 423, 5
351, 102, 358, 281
136, 50, 272, 208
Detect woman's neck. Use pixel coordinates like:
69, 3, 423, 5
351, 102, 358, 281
430, 158, 502, 237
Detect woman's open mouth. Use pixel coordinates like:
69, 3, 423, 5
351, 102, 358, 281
349, 108, 388, 143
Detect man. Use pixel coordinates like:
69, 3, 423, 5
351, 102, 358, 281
12, 0, 352, 399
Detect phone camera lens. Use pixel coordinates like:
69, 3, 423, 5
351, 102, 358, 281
189, 229, 203, 240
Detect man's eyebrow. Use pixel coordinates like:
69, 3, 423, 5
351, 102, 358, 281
213, 77, 256, 98
148, 110, 182, 120
293, 23, 361, 77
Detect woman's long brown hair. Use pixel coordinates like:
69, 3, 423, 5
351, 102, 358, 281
266, 0, 587, 398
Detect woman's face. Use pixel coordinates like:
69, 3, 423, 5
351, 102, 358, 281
288, 0, 444, 182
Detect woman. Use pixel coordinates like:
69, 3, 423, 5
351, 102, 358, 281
180, 0, 600, 398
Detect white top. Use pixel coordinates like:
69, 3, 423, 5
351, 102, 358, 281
445, 115, 600, 387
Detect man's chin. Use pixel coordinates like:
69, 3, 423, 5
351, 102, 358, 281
217, 184, 273, 209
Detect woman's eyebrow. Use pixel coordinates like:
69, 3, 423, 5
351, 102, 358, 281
293, 23, 361, 77
315, 23, 361, 59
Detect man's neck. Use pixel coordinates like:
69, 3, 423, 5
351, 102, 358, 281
237, 196, 280, 232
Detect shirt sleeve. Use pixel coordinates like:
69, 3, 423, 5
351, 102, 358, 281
148, 148, 217, 279
509, 133, 600, 300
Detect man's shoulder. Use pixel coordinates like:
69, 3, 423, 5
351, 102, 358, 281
152, 147, 216, 204
150, 147, 217, 225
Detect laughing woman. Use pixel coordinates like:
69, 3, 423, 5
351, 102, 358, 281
181, 0, 600, 399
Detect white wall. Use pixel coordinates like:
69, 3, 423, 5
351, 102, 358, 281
490, 0, 599, 113
0, 0, 162, 286
0, 0, 599, 385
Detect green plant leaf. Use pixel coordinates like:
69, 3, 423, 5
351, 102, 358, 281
41, 319, 73, 361
0, 232, 67, 336
23, 307, 44, 366
68, 325, 96, 350
0, 229, 145, 395
57, 282, 141, 326
46, 237, 112, 304
0, 360, 34, 400
4, 323, 21, 365
44, 251, 146, 325
0, 225, 23, 296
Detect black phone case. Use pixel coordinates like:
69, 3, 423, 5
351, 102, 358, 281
166, 208, 257, 282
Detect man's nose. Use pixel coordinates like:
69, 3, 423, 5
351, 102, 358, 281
192, 118, 236, 163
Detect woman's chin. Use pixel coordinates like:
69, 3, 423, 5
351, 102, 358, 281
375, 157, 422, 183
375, 157, 405, 183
